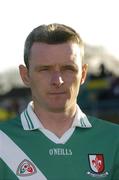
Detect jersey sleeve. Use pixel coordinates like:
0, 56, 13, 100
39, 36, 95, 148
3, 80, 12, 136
0, 130, 18, 179
0, 130, 2, 157
0, 130, 4, 179
112, 139, 119, 179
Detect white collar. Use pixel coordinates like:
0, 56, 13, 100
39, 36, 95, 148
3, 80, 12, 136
20, 101, 92, 131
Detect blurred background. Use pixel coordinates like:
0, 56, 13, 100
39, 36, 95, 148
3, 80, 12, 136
0, 0, 119, 124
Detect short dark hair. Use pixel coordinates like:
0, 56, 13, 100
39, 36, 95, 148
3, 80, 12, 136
24, 23, 84, 68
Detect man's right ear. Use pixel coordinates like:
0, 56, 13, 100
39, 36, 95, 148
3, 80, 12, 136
19, 65, 30, 87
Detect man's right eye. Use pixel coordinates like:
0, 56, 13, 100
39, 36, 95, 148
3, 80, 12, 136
37, 66, 49, 72
40, 68, 49, 71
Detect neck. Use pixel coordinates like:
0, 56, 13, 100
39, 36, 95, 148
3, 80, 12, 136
33, 103, 77, 137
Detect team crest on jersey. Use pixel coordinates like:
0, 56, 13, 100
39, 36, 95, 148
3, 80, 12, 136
87, 154, 109, 178
89, 154, 104, 173
16, 159, 37, 176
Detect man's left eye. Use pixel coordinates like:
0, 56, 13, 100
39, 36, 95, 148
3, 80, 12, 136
63, 66, 78, 72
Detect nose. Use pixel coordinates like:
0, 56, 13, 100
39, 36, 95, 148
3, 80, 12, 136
50, 71, 64, 87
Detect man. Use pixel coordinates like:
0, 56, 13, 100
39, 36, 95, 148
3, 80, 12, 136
0, 23, 119, 179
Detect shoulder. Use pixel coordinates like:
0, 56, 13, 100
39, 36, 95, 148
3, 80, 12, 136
88, 115, 119, 134
88, 115, 119, 127
0, 116, 21, 131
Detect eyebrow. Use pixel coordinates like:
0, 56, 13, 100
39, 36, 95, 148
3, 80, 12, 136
34, 65, 51, 70
34, 63, 78, 71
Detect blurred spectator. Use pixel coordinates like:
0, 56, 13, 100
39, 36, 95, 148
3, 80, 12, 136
110, 76, 119, 98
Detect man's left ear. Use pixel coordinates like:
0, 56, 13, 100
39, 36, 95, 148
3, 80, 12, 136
80, 64, 88, 85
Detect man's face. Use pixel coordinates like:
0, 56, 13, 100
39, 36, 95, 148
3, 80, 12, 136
20, 42, 88, 113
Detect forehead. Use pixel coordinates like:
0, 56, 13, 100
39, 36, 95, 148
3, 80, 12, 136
30, 42, 82, 65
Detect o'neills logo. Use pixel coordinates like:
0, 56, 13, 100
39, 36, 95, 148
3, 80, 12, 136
49, 148, 72, 156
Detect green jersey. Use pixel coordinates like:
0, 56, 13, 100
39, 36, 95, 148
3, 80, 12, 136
0, 103, 119, 180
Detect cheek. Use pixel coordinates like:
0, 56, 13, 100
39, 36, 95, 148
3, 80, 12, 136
63, 72, 76, 84
69, 77, 80, 95
67, 72, 81, 86
73, 78, 80, 91
29, 73, 48, 86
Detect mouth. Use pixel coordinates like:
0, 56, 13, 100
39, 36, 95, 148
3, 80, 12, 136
48, 90, 67, 95
49, 92, 66, 95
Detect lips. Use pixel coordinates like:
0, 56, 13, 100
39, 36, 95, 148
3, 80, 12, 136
49, 92, 66, 95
